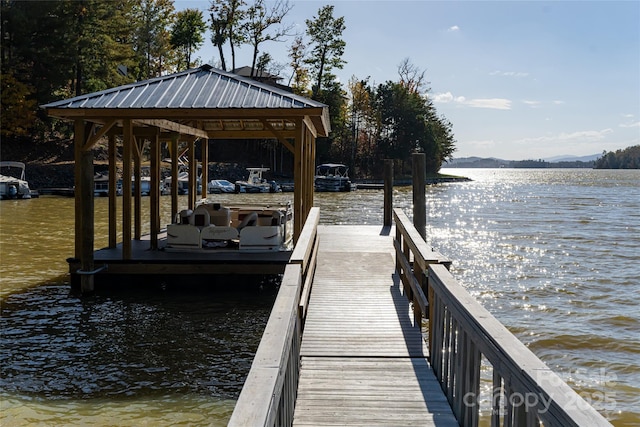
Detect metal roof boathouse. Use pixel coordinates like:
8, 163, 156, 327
43, 65, 330, 292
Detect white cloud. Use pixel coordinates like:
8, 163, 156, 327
490, 70, 529, 78
432, 91, 465, 103
523, 100, 541, 108
515, 129, 614, 145
620, 121, 640, 128
432, 92, 511, 110
552, 100, 565, 105
448, 25, 460, 32
465, 98, 512, 110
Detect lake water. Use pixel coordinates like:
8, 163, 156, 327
1, 168, 638, 426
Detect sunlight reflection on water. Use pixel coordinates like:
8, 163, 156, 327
1, 168, 639, 425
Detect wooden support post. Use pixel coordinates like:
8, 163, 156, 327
75, 120, 95, 293
122, 119, 133, 259
201, 137, 208, 200
310, 129, 316, 210
188, 137, 196, 210
384, 159, 393, 226
108, 133, 117, 248
170, 134, 179, 221
133, 136, 142, 240
73, 120, 83, 260
304, 128, 313, 219
427, 277, 435, 364
412, 153, 426, 241
150, 132, 160, 249
293, 118, 304, 242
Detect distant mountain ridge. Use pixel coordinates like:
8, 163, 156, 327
443, 153, 600, 168
543, 154, 601, 162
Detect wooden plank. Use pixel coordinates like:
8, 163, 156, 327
293, 226, 458, 426
133, 118, 208, 139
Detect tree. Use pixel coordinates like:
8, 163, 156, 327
209, 0, 245, 72
288, 35, 310, 96
77, 0, 137, 94
305, 5, 346, 98
132, 0, 175, 79
0, 73, 37, 138
0, 0, 137, 137
2, 0, 77, 104
371, 78, 456, 176
397, 57, 429, 94
595, 146, 640, 169
171, 8, 206, 70
348, 76, 375, 174
243, 0, 293, 77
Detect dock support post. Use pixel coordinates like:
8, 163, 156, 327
293, 118, 304, 242
188, 137, 196, 210
150, 132, 160, 249
170, 133, 179, 222
133, 136, 142, 240
122, 119, 133, 260
75, 119, 95, 293
108, 132, 117, 248
412, 153, 426, 241
384, 159, 393, 227
201, 137, 208, 200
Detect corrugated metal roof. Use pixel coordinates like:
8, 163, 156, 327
42, 65, 325, 110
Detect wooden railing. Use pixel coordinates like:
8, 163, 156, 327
393, 208, 612, 427
290, 207, 320, 324
393, 208, 450, 326
227, 207, 320, 427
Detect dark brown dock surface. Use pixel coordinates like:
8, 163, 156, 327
293, 225, 457, 426
68, 231, 291, 282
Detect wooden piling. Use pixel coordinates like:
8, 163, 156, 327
412, 153, 426, 240
384, 159, 393, 226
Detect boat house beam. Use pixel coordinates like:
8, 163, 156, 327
133, 119, 208, 140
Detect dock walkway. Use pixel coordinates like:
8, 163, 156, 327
293, 225, 457, 426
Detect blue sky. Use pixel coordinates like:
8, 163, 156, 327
180, 0, 640, 160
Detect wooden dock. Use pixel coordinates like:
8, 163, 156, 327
293, 225, 457, 426
66, 231, 291, 289
229, 207, 612, 427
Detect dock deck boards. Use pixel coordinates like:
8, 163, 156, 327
293, 225, 457, 426
68, 231, 291, 280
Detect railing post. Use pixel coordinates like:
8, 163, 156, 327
412, 153, 426, 241
384, 159, 393, 227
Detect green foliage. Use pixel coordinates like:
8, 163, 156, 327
288, 35, 311, 97
0, 0, 456, 176
171, 8, 206, 70
1, 0, 144, 138
305, 5, 346, 98
337, 73, 456, 177
242, 0, 292, 76
1, 72, 36, 138
594, 146, 640, 169
133, 0, 176, 80
209, 0, 246, 71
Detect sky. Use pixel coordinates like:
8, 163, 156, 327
178, 0, 640, 160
